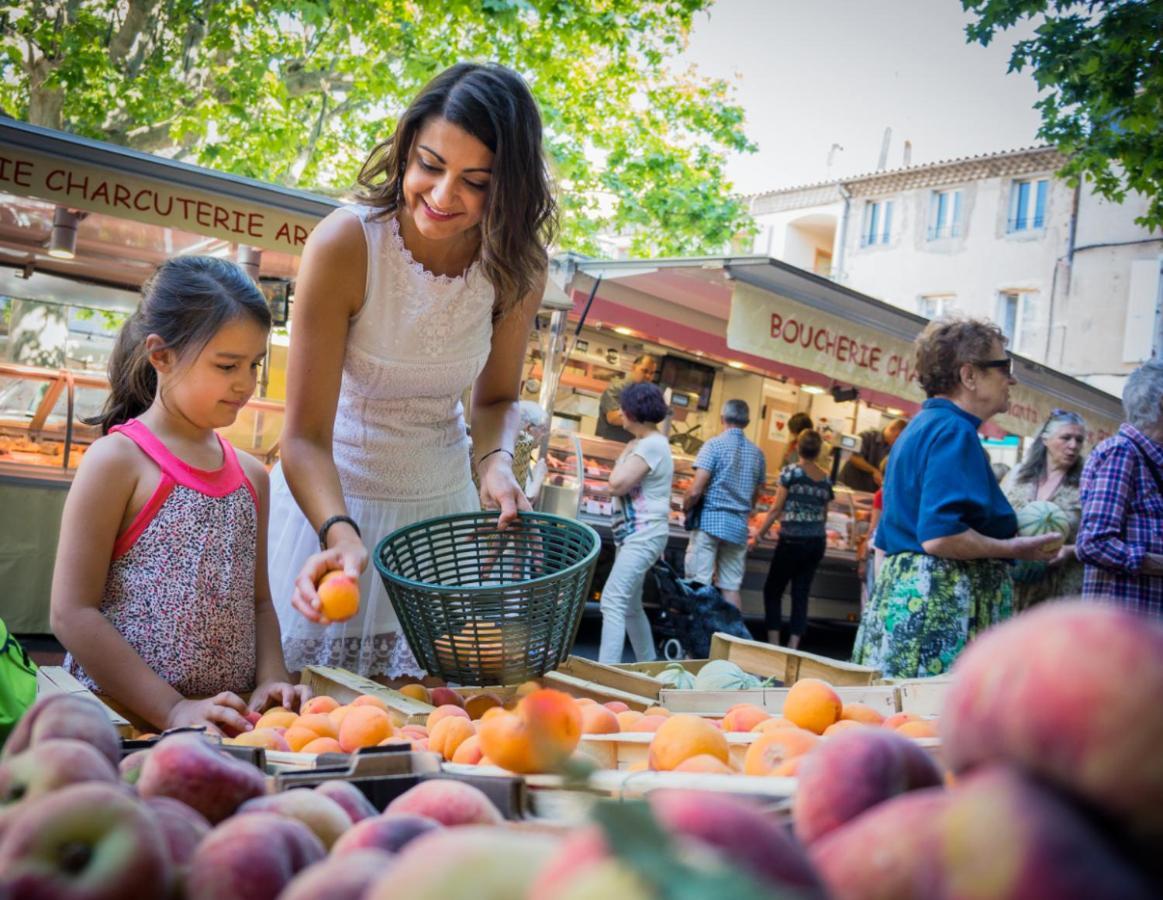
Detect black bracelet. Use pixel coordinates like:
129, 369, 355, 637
318, 514, 361, 552
476, 447, 514, 469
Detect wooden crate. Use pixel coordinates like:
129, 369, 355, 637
542, 657, 661, 710
706, 634, 881, 687
35, 666, 134, 738
659, 684, 899, 718
895, 678, 953, 717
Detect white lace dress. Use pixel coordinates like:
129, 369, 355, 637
268, 206, 495, 677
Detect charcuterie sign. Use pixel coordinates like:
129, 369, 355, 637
0, 146, 321, 253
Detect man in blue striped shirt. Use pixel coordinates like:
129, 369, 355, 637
682, 399, 767, 609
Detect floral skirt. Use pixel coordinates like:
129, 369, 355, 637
851, 552, 1013, 679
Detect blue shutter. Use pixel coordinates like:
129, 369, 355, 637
1015, 182, 1030, 231
951, 191, 963, 237
865, 202, 878, 246
1034, 180, 1048, 228
881, 201, 893, 243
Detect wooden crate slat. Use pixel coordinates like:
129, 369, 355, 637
35, 666, 134, 737
541, 671, 654, 710
710, 633, 880, 686
896, 678, 953, 716
554, 656, 667, 701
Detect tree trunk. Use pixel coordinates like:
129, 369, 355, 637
27, 55, 63, 129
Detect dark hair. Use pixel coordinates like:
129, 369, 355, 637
722, 399, 750, 427
633, 353, 658, 366
914, 317, 1008, 398
88, 256, 271, 435
356, 63, 557, 319
620, 382, 669, 425
788, 412, 812, 435
797, 429, 823, 460
1011, 409, 1088, 486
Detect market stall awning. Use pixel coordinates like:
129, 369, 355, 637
0, 120, 337, 255
567, 254, 1123, 442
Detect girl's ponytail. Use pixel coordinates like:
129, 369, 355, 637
85, 256, 270, 435
87, 310, 157, 435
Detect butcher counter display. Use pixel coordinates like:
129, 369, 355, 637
543, 431, 873, 625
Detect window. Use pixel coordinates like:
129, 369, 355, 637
917, 294, 957, 319
996, 290, 1039, 353
860, 200, 893, 247
927, 189, 963, 240
1007, 178, 1048, 233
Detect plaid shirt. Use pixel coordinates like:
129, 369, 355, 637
1077, 424, 1163, 616
694, 428, 766, 545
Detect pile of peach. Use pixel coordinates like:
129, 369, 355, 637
0, 694, 826, 897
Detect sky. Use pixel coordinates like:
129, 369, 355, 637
677, 0, 1046, 195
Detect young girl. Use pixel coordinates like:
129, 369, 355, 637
51, 256, 307, 735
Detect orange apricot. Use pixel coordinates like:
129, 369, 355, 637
580, 705, 620, 735
428, 716, 476, 761
823, 719, 868, 737
721, 704, 771, 733
634, 715, 669, 733
300, 696, 340, 716
603, 701, 630, 714
782, 679, 843, 735
398, 683, 431, 704
451, 734, 484, 765
648, 715, 730, 771
255, 708, 297, 731
883, 712, 923, 730
426, 704, 472, 731
895, 719, 940, 739
478, 689, 582, 774
743, 728, 820, 776
301, 737, 344, 755
841, 702, 886, 726
316, 570, 360, 622
338, 706, 393, 752
643, 706, 671, 718
616, 711, 645, 731
464, 693, 503, 721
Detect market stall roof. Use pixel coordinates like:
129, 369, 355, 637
562, 253, 1124, 442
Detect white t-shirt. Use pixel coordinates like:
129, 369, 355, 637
612, 430, 674, 541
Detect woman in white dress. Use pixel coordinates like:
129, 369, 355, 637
268, 63, 556, 678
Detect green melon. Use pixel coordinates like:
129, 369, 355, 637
1016, 499, 1069, 540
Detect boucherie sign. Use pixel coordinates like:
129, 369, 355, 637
0, 147, 320, 253
728, 282, 1119, 441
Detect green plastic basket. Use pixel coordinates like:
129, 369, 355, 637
374, 511, 600, 685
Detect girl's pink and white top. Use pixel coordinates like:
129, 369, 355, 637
65, 418, 258, 697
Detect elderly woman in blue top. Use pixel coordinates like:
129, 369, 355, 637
852, 319, 1059, 678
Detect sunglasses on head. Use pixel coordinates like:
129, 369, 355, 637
975, 357, 1013, 376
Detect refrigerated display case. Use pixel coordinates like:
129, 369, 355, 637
0, 362, 286, 633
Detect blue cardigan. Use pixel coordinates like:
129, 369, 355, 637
875, 399, 1017, 555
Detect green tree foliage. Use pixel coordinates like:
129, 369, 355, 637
0, 0, 756, 255
963, 0, 1163, 230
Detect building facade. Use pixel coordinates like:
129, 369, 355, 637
748, 147, 1162, 394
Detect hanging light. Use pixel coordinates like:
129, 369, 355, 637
48, 207, 79, 259
237, 245, 263, 282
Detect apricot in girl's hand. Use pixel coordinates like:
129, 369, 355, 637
317, 571, 360, 622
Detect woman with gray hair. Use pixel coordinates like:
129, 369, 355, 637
1077, 360, 1163, 616
1002, 409, 1088, 610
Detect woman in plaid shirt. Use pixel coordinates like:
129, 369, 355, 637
1077, 360, 1163, 616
